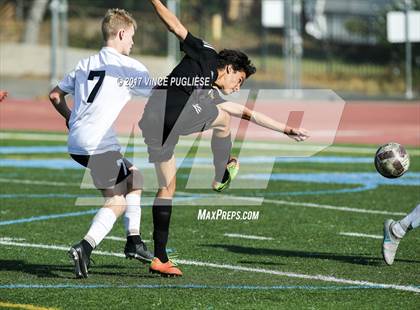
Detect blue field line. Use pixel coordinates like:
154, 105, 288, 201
1, 170, 417, 199
261, 184, 378, 196
0, 209, 98, 226
180, 156, 373, 165
0, 146, 68, 154
0, 159, 83, 170
0, 156, 374, 171
1, 283, 417, 290
239, 172, 420, 186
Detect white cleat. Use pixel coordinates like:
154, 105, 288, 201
382, 219, 401, 266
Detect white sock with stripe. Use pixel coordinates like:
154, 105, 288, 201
124, 194, 141, 236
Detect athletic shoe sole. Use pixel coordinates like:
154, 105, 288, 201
125, 252, 152, 264
149, 268, 182, 277
68, 247, 88, 279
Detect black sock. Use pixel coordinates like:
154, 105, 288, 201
127, 235, 141, 244
211, 133, 232, 182
152, 198, 172, 263
81, 239, 93, 257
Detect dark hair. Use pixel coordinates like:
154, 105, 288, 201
217, 49, 256, 78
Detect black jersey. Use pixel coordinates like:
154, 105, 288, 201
140, 33, 227, 159
169, 32, 219, 94
153, 32, 226, 111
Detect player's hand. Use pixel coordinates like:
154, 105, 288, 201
285, 127, 309, 142
0, 90, 8, 102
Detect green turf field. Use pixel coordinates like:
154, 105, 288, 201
0, 131, 419, 309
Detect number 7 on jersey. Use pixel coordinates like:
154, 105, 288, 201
87, 70, 105, 103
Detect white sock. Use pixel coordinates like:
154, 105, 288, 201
124, 193, 141, 236
84, 208, 117, 248
412, 216, 420, 229
393, 204, 420, 238
402, 204, 420, 229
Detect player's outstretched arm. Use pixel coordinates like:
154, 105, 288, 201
49, 86, 71, 129
218, 101, 309, 142
149, 0, 188, 41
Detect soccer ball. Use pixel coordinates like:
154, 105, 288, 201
374, 142, 410, 178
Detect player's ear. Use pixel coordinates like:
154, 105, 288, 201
118, 29, 124, 40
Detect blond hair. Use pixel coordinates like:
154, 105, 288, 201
101, 8, 137, 41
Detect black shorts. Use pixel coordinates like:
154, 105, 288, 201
70, 151, 133, 189
139, 90, 219, 163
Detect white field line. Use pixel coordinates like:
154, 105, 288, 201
105, 236, 150, 243
224, 233, 273, 240
0, 178, 406, 217
0, 239, 419, 293
260, 198, 407, 217
175, 260, 420, 293
217, 195, 407, 216
2, 132, 419, 155
339, 232, 383, 240
177, 192, 407, 216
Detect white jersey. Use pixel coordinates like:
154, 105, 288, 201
58, 47, 151, 155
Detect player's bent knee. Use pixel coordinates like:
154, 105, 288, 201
128, 189, 141, 197
104, 195, 127, 216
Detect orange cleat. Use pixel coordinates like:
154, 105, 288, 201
149, 258, 183, 277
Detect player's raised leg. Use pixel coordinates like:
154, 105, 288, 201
209, 108, 239, 192
208, 102, 309, 192
123, 167, 153, 263
149, 155, 182, 277
382, 204, 420, 265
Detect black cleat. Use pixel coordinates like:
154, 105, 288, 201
124, 240, 153, 264
68, 243, 91, 279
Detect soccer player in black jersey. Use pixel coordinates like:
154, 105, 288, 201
142, 0, 309, 277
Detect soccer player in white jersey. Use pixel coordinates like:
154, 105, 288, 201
49, 9, 153, 278
382, 204, 420, 265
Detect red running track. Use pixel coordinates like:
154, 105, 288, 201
0, 99, 419, 146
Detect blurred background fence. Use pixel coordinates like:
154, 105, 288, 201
0, 0, 419, 99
